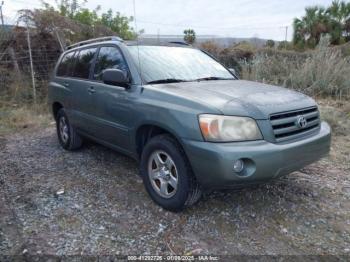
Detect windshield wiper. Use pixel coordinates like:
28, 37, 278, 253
146, 78, 188, 84
194, 76, 233, 81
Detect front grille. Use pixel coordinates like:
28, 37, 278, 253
270, 107, 320, 142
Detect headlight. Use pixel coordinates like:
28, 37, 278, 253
199, 114, 262, 142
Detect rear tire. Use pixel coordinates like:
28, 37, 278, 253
140, 134, 202, 211
56, 108, 82, 150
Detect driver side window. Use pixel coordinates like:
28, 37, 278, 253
93, 46, 128, 81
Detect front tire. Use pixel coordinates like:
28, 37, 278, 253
140, 134, 202, 211
56, 108, 82, 150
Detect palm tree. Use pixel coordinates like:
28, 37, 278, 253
326, 0, 350, 43
293, 6, 329, 48
327, 0, 350, 24
293, 18, 305, 47
345, 18, 350, 41
293, 1, 350, 48
183, 29, 196, 44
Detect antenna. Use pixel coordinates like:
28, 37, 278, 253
133, 0, 143, 83
0, 1, 4, 28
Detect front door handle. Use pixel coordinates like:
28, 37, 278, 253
88, 86, 95, 94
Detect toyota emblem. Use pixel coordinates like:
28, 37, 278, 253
296, 115, 307, 128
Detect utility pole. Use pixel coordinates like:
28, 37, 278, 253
284, 26, 288, 49
26, 21, 36, 103
0, 1, 4, 28
157, 28, 160, 44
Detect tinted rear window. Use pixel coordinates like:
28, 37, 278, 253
56, 51, 76, 77
72, 48, 97, 79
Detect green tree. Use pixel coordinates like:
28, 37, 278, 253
277, 40, 292, 50
265, 39, 275, 48
345, 18, 350, 41
73, 7, 100, 26
41, 0, 140, 40
100, 9, 136, 40
326, 0, 350, 43
327, 0, 350, 24
293, 1, 350, 48
183, 29, 196, 44
293, 6, 329, 48
53, 0, 87, 18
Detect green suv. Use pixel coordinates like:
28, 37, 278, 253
49, 36, 331, 211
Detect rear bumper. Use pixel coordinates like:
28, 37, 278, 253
182, 122, 331, 189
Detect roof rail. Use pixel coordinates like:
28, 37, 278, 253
67, 36, 123, 50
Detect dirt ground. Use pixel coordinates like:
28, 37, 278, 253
0, 105, 349, 257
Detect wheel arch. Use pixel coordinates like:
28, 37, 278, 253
52, 102, 63, 120
135, 122, 184, 160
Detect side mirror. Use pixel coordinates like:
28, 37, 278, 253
102, 69, 129, 88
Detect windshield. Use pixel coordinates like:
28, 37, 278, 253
127, 46, 235, 84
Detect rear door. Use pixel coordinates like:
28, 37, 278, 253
68, 47, 98, 132
88, 45, 133, 152
53, 51, 77, 120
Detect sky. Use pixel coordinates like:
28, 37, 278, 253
5, 0, 335, 41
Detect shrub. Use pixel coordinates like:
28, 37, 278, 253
199, 40, 221, 57
286, 35, 350, 99
241, 35, 350, 99
200, 41, 255, 77
241, 49, 307, 85
0, 103, 50, 136
265, 40, 275, 48
320, 105, 350, 136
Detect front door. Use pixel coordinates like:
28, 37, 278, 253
87, 45, 134, 152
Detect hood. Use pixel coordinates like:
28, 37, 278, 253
151, 80, 316, 119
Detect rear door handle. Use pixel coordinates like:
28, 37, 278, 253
88, 86, 95, 94
63, 82, 69, 87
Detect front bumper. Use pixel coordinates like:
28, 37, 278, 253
182, 122, 331, 189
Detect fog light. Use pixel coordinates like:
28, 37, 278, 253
233, 159, 244, 173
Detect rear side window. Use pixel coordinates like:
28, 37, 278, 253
56, 51, 76, 77
93, 46, 128, 80
73, 48, 97, 79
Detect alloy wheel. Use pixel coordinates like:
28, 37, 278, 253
148, 150, 178, 198
59, 116, 69, 144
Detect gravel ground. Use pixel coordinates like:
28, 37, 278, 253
0, 125, 349, 256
